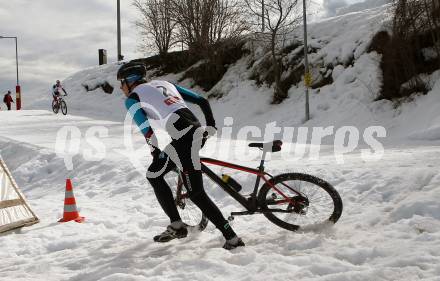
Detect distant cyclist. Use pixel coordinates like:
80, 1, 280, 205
117, 62, 244, 250
52, 80, 67, 100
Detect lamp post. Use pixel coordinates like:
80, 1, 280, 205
0, 36, 21, 110
302, 0, 310, 121
262, 0, 265, 32
117, 0, 122, 61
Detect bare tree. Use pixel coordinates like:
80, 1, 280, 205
133, 0, 177, 56
245, 0, 300, 103
170, 0, 248, 54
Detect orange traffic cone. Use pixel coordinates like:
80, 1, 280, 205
58, 179, 85, 223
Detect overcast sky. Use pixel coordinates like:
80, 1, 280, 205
0, 0, 140, 95
0, 0, 362, 97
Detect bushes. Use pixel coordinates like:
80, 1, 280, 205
370, 0, 440, 100
132, 39, 247, 92
180, 40, 248, 91
132, 50, 200, 76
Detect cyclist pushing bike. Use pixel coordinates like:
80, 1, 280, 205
52, 80, 68, 100
117, 62, 245, 250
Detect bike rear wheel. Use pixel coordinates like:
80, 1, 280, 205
258, 173, 343, 231
60, 100, 67, 115
166, 171, 209, 231
52, 100, 59, 114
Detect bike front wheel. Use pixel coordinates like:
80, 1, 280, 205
166, 171, 209, 231
60, 100, 67, 115
258, 173, 343, 231
52, 100, 59, 114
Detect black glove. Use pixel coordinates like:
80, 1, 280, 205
151, 147, 160, 158
202, 126, 217, 148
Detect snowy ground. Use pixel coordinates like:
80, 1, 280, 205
1, 110, 440, 281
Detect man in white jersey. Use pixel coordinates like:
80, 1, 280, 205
117, 62, 244, 250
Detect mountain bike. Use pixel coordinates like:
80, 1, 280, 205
167, 140, 343, 232
52, 95, 67, 115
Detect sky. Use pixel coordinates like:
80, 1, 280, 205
0, 0, 363, 99
0, 0, 140, 96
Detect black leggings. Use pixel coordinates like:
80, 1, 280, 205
146, 127, 236, 240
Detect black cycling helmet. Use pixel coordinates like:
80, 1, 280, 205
117, 62, 146, 84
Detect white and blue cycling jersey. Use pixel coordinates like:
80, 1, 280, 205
125, 80, 215, 139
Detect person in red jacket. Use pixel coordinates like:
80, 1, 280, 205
3, 90, 14, 110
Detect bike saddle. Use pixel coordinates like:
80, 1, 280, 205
248, 140, 283, 152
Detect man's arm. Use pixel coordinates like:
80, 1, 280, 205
125, 92, 153, 140
173, 84, 216, 128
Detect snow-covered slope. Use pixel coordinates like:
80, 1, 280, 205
28, 63, 126, 122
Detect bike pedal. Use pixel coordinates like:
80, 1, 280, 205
228, 215, 234, 221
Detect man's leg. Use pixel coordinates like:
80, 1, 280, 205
180, 169, 237, 240
147, 151, 189, 242
174, 133, 241, 244
146, 153, 181, 223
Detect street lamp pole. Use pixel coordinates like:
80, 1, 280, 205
0, 36, 21, 110
117, 0, 122, 61
262, 0, 265, 32
303, 0, 310, 121
15, 37, 19, 85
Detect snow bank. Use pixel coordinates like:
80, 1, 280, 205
27, 63, 126, 122
336, 0, 392, 16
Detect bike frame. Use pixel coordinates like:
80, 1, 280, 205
55, 94, 66, 101
52, 95, 68, 115
53, 95, 65, 106
200, 152, 301, 215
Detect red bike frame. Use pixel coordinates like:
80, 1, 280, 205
200, 157, 300, 214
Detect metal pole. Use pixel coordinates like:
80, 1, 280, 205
303, 0, 310, 121
0, 36, 21, 109
262, 0, 265, 32
117, 0, 122, 61
15, 37, 19, 85
14, 37, 21, 110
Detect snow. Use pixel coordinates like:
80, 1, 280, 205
1, 2, 440, 280
1, 111, 440, 280
335, 0, 392, 17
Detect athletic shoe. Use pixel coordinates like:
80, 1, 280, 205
153, 225, 188, 243
223, 236, 245, 250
